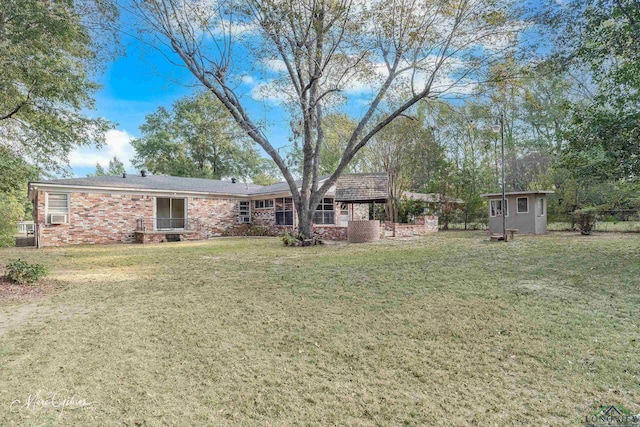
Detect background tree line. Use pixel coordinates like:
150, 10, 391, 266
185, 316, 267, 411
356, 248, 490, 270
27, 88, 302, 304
1, 0, 638, 244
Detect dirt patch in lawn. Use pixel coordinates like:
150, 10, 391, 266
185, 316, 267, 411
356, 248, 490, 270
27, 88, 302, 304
506, 278, 583, 300
0, 277, 60, 305
0, 302, 90, 337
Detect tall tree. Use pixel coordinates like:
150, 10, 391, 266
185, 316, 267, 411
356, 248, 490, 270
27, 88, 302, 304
428, 102, 495, 228
0, 147, 39, 194
0, 0, 116, 174
366, 116, 443, 222
0, 147, 38, 246
132, 92, 269, 181
544, 0, 640, 181
122, 0, 522, 238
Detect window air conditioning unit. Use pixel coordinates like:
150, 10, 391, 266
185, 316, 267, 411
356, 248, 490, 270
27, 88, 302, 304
50, 214, 68, 224
240, 216, 250, 223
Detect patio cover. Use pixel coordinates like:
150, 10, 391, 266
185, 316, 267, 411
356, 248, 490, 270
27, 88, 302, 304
335, 173, 389, 204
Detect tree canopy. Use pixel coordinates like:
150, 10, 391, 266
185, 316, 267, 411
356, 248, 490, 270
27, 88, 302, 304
122, 0, 522, 237
90, 156, 126, 177
132, 92, 276, 182
545, 0, 640, 181
0, 0, 117, 174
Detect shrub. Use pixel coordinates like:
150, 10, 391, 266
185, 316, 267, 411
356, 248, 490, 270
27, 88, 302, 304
0, 194, 25, 248
5, 259, 47, 284
577, 207, 598, 235
397, 197, 430, 224
281, 231, 300, 246
223, 224, 271, 237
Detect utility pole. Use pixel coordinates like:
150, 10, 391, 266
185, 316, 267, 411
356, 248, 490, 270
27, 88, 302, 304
500, 112, 506, 241
492, 112, 506, 241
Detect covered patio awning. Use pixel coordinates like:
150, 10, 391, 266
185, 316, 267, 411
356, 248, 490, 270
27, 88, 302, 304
335, 173, 389, 204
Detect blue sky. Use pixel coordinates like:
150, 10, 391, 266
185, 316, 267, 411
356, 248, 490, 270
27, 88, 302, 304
69, 39, 294, 177
68, 3, 524, 178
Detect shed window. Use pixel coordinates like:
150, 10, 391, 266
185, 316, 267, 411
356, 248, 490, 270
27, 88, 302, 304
275, 197, 294, 226
238, 201, 251, 223
517, 197, 528, 214
46, 193, 70, 224
490, 199, 508, 217
313, 198, 335, 225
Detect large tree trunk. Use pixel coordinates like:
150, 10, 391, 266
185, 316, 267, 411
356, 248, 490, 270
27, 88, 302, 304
297, 204, 314, 240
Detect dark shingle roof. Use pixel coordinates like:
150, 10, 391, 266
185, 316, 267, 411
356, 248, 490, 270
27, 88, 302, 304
335, 173, 388, 203
250, 175, 331, 195
32, 173, 389, 201
31, 175, 264, 195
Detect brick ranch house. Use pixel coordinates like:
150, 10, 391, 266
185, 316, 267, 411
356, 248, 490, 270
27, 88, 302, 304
29, 172, 438, 247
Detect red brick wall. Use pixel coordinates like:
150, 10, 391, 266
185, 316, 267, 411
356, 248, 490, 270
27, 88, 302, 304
188, 197, 240, 236
252, 207, 276, 226
352, 203, 369, 220
34, 191, 154, 247
34, 191, 242, 247
33, 190, 361, 246
384, 216, 439, 237
313, 225, 347, 240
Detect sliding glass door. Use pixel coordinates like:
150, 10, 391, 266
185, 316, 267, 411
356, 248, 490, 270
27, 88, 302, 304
156, 197, 186, 229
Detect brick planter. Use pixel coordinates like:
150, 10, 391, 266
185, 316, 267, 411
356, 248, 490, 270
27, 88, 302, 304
347, 220, 381, 243
384, 215, 439, 237
134, 230, 205, 244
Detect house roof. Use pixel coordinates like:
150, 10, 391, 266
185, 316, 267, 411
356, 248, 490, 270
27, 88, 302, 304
249, 175, 331, 196
28, 173, 345, 198
30, 175, 265, 196
335, 173, 388, 203
480, 190, 554, 198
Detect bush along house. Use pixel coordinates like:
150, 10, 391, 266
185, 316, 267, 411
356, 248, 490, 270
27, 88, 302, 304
28, 172, 399, 247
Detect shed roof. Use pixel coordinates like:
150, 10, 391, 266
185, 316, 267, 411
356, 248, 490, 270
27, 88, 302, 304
480, 190, 554, 198
335, 173, 388, 203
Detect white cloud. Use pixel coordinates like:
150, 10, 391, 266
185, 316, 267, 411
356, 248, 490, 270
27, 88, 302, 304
69, 129, 136, 172
250, 80, 293, 103
263, 59, 288, 73
241, 74, 254, 84
212, 19, 259, 36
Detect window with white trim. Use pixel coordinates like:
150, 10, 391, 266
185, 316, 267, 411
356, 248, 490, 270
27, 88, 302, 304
489, 199, 508, 217
537, 198, 546, 216
275, 197, 294, 226
238, 201, 251, 223
254, 199, 274, 209
313, 198, 335, 225
156, 197, 186, 229
46, 193, 69, 224
517, 197, 528, 214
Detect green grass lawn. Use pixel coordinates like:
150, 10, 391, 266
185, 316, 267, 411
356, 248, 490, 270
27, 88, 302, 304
0, 233, 639, 425
547, 221, 640, 232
